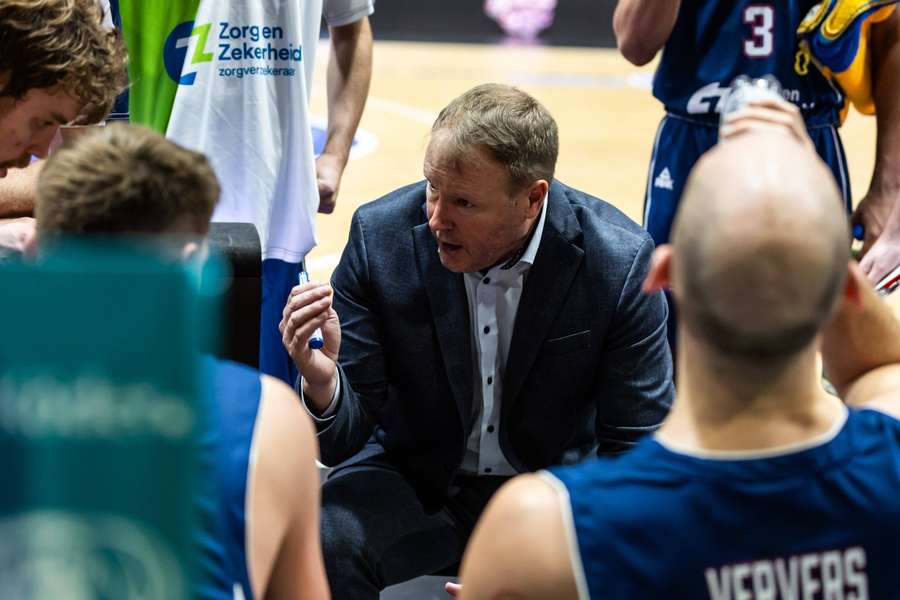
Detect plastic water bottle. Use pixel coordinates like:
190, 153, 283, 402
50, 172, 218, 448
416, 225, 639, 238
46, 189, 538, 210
719, 75, 784, 131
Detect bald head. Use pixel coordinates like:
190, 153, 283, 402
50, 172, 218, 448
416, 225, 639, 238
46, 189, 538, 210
671, 132, 849, 359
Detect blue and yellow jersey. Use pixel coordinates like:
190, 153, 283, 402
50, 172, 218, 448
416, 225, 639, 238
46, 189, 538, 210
799, 0, 898, 118
654, 1, 844, 126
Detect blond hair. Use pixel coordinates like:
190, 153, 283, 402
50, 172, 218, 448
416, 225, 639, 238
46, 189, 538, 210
36, 123, 220, 236
432, 83, 559, 192
0, 0, 128, 124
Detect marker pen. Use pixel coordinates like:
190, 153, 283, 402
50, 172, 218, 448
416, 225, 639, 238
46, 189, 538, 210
298, 271, 325, 349
876, 263, 900, 297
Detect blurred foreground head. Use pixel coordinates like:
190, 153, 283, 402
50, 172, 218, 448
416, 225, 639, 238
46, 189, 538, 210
35, 123, 220, 239
670, 131, 849, 361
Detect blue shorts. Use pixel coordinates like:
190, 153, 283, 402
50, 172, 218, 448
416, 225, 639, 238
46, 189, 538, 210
643, 113, 852, 246
260, 258, 302, 386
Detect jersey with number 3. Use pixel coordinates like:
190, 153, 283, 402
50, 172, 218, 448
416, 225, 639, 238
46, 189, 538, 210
654, 0, 843, 126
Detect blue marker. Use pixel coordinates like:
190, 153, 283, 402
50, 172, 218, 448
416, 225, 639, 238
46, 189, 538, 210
853, 223, 865, 241
298, 271, 325, 350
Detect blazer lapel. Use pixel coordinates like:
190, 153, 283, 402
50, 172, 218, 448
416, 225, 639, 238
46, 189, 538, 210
413, 222, 474, 423
503, 186, 584, 409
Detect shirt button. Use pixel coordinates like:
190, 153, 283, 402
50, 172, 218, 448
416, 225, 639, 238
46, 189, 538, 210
487, 425, 495, 433
483, 326, 490, 334
486, 376, 493, 385
483, 277, 491, 284
484, 467, 493, 474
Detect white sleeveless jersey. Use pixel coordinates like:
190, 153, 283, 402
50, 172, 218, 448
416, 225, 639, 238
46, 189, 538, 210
167, 0, 373, 262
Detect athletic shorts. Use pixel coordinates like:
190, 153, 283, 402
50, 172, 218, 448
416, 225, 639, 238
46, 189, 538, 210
643, 112, 852, 247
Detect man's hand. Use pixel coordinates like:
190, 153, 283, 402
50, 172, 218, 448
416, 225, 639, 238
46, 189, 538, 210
279, 280, 342, 412
0, 217, 36, 256
445, 582, 462, 597
719, 98, 814, 152
316, 152, 346, 215
852, 190, 900, 283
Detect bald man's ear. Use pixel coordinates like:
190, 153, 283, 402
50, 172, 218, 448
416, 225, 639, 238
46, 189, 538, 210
841, 260, 866, 308
642, 245, 673, 293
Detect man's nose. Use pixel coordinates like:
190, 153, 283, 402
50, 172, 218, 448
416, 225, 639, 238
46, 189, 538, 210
428, 197, 452, 232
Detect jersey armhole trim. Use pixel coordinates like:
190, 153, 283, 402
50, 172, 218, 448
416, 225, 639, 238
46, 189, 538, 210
537, 471, 590, 600
243, 397, 265, 598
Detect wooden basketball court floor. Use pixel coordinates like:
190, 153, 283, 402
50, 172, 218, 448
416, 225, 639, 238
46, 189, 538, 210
304, 40, 878, 287
302, 41, 882, 599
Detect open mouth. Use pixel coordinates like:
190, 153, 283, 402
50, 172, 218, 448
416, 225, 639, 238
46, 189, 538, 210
438, 241, 463, 255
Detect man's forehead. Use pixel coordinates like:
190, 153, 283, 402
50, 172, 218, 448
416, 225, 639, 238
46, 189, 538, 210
24, 86, 83, 119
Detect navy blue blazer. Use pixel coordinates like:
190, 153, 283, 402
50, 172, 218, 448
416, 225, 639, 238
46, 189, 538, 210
316, 180, 674, 503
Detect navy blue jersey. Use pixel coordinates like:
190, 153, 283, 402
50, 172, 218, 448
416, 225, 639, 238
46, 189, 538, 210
550, 409, 900, 599
655, 1, 843, 126
194, 357, 261, 600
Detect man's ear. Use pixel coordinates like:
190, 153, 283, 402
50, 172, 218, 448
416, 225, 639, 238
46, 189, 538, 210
842, 260, 866, 308
525, 179, 549, 218
642, 245, 673, 293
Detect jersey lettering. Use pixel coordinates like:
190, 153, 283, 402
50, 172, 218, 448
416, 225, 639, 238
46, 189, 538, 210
704, 547, 869, 600
743, 4, 775, 58
686, 82, 729, 114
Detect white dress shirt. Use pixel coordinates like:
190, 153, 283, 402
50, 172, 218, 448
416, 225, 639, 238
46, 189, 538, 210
459, 195, 548, 476
304, 195, 550, 478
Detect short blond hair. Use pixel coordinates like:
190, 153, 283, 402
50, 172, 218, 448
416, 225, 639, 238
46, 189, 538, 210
0, 0, 128, 124
36, 123, 220, 237
432, 83, 559, 192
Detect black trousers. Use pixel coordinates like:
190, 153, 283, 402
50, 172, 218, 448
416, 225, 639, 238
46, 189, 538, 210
320, 452, 510, 599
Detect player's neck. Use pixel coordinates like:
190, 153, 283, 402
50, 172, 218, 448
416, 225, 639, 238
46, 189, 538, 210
658, 338, 844, 453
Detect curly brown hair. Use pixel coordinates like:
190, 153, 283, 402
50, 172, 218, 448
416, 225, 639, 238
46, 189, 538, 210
36, 123, 220, 237
0, 0, 128, 124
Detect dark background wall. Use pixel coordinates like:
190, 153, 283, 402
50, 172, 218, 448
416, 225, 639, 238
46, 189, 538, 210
368, 0, 617, 47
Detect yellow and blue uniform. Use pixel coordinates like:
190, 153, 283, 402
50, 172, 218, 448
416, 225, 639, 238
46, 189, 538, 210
799, 0, 898, 117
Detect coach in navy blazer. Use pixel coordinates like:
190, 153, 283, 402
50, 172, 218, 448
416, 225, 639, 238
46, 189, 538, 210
281, 84, 673, 598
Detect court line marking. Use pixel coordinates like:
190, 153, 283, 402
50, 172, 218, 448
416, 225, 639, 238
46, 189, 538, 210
367, 97, 438, 125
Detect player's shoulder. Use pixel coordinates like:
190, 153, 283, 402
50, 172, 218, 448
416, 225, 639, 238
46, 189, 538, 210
849, 407, 900, 445
255, 374, 317, 463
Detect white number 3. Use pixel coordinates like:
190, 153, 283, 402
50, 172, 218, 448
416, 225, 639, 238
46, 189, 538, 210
743, 5, 774, 58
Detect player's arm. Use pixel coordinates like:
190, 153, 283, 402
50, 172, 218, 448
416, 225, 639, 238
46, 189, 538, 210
248, 375, 330, 599
456, 475, 582, 600
854, 9, 900, 283
0, 161, 42, 218
316, 15, 373, 214
0, 217, 35, 256
0, 127, 97, 219
821, 262, 900, 420
613, 0, 681, 66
